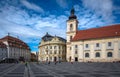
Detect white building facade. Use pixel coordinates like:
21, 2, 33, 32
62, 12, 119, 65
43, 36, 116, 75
38, 33, 66, 62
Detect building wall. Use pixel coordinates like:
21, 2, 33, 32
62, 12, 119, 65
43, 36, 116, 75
67, 37, 120, 62
8, 47, 30, 61
1, 40, 31, 61
0, 48, 7, 60
38, 37, 66, 62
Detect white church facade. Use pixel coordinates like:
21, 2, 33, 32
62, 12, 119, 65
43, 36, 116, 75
66, 8, 120, 62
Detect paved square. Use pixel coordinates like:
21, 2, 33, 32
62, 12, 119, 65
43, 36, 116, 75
0, 62, 120, 77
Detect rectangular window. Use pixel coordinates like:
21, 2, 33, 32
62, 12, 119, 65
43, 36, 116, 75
96, 43, 99, 47
75, 50, 77, 54
86, 44, 89, 48
59, 46, 61, 49
54, 46, 56, 49
75, 45, 78, 48
70, 36, 72, 41
50, 46, 52, 49
108, 42, 111, 47
54, 51, 57, 54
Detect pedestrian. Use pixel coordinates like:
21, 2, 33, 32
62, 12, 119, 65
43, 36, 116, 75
55, 61, 58, 65
48, 61, 50, 64
25, 62, 28, 67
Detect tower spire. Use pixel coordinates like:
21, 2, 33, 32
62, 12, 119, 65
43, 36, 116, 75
70, 6, 75, 15
8, 33, 10, 36
69, 6, 77, 20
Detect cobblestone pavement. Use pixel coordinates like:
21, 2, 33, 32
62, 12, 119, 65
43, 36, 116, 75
29, 62, 120, 77
0, 63, 26, 77
0, 62, 120, 77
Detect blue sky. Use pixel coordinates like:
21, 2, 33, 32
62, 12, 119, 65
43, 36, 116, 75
0, 0, 120, 52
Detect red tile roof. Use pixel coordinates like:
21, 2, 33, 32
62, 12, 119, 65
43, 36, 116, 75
72, 24, 120, 41
0, 36, 30, 50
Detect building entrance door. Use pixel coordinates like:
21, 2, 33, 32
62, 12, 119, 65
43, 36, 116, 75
54, 57, 57, 62
75, 57, 78, 61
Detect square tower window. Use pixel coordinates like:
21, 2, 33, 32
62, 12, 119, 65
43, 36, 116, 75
70, 24, 73, 31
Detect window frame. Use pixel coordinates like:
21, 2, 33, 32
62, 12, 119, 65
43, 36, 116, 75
96, 43, 99, 47
85, 53, 89, 57
96, 52, 100, 57
107, 52, 113, 57
85, 44, 89, 48
108, 42, 112, 47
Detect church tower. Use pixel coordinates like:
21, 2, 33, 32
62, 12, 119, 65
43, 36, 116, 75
66, 7, 78, 62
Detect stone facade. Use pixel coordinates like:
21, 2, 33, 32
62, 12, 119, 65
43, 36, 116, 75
38, 33, 66, 62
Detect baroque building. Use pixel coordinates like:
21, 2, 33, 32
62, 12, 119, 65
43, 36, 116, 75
66, 8, 120, 62
0, 35, 31, 61
38, 33, 66, 62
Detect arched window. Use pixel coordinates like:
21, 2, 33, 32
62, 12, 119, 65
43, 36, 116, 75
85, 53, 89, 57
107, 52, 112, 57
70, 24, 73, 31
96, 52, 100, 57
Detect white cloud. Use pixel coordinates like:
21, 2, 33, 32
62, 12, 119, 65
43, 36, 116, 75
56, 0, 68, 8
71, 0, 115, 30
20, 0, 44, 13
0, 1, 67, 46
82, 0, 113, 22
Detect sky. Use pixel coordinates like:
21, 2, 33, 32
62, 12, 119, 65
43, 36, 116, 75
0, 0, 120, 52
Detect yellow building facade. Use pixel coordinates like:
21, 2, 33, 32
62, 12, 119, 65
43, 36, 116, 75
66, 8, 120, 62
38, 33, 66, 62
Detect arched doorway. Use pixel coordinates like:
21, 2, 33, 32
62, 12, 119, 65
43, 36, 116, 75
75, 57, 78, 61
54, 57, 57, 62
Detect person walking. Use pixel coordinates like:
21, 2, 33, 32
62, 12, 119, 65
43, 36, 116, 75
25, 62, 28, 67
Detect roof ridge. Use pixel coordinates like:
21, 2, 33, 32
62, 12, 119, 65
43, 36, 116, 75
78, 24, 120, 32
